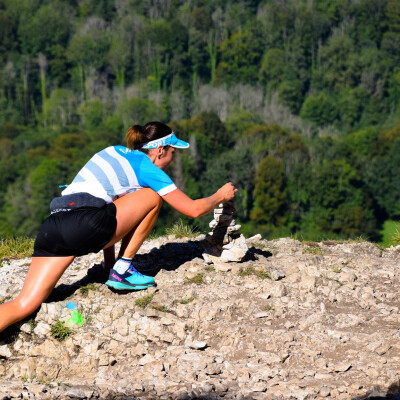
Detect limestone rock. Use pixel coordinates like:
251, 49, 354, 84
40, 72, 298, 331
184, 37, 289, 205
1, 236, 400, 399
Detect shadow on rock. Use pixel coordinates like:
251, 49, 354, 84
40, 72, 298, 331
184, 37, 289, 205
45, 240, 205, 303
242, 246, 272, 262
130, 239, 205, 276
45, 262, 109, 303
353, 381, 400, 399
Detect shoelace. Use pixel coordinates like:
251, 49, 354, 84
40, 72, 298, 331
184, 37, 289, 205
128, 265, 144, 277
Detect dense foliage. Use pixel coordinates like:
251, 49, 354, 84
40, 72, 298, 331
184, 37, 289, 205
1, 0, 400, 241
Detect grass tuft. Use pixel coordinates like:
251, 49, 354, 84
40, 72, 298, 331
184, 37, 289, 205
304, 246, 323, 255
0, 236, 35, 263
166, 219, 198, 238
79, 283, 98, 297
264, 304, 275, 312
185, 273, 204, 285
135, 293, 155, 308
390, 228, 400, 246
151, 305, 171, 313
175, 296, 195, 304
238, 266, 270, 279
50, 321, 73, 342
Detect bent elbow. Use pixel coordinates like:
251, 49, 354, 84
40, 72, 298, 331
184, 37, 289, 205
190, 210, 202, 219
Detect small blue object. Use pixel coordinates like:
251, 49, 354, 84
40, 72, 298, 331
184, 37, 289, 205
59, 185, 68, 188
66, 302, 76, 310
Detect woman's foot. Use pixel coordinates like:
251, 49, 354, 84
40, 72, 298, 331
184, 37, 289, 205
105, 258, 155, 290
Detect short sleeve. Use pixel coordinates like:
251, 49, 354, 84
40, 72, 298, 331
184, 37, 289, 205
137, 156, 177, 196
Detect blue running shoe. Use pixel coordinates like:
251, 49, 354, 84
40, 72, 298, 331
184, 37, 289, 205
105, 259, 155, 290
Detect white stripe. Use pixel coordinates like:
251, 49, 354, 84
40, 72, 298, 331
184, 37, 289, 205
92, 153, 120, 193
106, 147, 138, 188
158, 184, 177, 196
79, 168, 113, 202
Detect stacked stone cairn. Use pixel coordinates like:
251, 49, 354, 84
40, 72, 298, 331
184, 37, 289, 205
202, 200, 248, 263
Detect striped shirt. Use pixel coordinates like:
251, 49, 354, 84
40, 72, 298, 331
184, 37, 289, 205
62, 146, 177, 203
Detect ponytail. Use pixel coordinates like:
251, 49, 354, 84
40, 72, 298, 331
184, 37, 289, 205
125, 121, 172, 152
126, 125, 145, 150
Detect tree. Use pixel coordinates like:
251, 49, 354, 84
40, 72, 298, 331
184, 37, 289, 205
250, 156, 287, 226
45, 88, 76, 128
118, 97, 167, 128
216, 29, 263, 84
300, 93, 338, 126
18, 1, 74, 56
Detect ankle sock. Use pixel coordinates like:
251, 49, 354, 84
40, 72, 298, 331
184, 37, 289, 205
114, 257, 132, 274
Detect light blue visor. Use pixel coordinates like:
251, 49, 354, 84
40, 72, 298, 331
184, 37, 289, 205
141, 132, 190, 149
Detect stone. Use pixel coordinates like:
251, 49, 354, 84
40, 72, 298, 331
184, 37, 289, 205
1, 236, 400, 399
334, 363, 352, 372
202, 200, 248, 263
186, 341, 208, 350
33, 322, 51, 336
0, 345, 12, 358
271, 270, 285, 281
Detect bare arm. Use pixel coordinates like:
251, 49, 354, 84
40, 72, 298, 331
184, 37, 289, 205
162, 182, 237, 218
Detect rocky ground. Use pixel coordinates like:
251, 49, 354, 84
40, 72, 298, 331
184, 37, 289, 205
0, 235, 400, 400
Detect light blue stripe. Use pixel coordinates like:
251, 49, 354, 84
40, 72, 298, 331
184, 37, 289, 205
97, 149, 130, 187
72, 174, 85, 183
85, 161, 114, 196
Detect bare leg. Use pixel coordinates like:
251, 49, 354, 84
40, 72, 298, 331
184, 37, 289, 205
103, 188, 162, 260
0, 256, 74, 333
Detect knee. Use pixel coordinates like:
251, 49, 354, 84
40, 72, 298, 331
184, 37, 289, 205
13, 296, 41, 319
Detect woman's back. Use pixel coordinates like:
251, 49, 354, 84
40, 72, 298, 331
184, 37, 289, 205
62, 146, 177, 202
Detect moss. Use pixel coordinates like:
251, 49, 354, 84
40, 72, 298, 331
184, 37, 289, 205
135, 293, 155, 308
238, 266, 270, 279
175, 296, 195, 304
50, 321, 73, 342
151, 305, 171, 313
79, 283, 98, 297
185, 273, 204, 285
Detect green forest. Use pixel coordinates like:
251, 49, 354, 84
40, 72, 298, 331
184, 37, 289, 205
1, 0, 400, 243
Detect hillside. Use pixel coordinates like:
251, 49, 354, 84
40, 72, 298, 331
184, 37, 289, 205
1, 235, 400, 399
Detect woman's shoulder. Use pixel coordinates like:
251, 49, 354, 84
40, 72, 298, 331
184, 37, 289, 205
104, 146, 145, 158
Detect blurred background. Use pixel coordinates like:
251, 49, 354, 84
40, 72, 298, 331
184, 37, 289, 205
0, 0, 400, 245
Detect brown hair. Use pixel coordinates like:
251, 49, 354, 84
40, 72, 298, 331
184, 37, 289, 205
126, 121, 172, 153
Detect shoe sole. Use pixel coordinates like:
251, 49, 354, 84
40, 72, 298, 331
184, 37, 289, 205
105, 280, 155, 291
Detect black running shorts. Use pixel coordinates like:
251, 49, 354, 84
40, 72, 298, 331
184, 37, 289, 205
33, 203, 117, 257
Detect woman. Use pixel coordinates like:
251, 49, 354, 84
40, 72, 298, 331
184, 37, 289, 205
0, 121, 237, 332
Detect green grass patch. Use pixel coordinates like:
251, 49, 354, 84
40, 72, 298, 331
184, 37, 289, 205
264, 304, 275, 312
204, 266, 215, 272
50, 321, 73, 342
28, 318, 37, 332
166, 219, 198, 238
0, 236, 35, 263
151, 305, 171, 313
238, 266, 270, 279
185, 273, 204, 285
175, 296, 195, 304
304, 246, 323, 255
324, 276, 344, 286
135, 293, 155, 308
79, 283, 98, 297
380, 220, 400, 247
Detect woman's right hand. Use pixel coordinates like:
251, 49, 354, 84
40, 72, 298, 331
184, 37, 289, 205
217, 182, 238, 202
